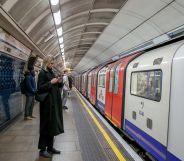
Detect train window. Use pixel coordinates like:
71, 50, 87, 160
94, 74, 97, 87
88, 76, 91, 92
109, 67, 115, 92
114, 64, 121, 94
98, 74, 105, 88
131, 70, 162, 101
92, 74, 94, 86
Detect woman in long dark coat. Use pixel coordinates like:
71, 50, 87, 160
37, 55, 64, 158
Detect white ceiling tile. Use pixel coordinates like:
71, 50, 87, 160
132, 22, 162, 41
120, 0, 172, 18
175, 0, 184, 6
150, 5, 184, 32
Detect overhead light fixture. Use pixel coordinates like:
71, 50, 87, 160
59, 37, 63, 43
60, 43, 64, 49
53, 11, 61, 25
49, 0, 66, 69
61, 48, 64, 53
153, 34, 170, 45
50, 0, 59, 5
57, 27, 63, 37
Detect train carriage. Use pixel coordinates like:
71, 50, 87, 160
105, 53, 140, 128
124, 41, 184, 161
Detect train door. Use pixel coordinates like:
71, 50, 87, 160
111, 54, 140, 128
84, 73, 87, 97
93, 69, 99, 106
111, 63, 122, 127
82, 74, 85, 95
104, 63, 116, 120
87, 73, 92, 99
90, 67, 102, 106
90, 70, 95, 105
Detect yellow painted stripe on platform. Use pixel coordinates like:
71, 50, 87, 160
75, 91, 126, 161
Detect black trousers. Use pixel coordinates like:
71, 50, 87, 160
38, 134, 54, 150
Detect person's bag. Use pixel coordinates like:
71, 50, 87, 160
20, 77, 26, 94
35, 92, 49, 102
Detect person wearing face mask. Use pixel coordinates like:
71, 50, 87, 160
37, 55, 64, 158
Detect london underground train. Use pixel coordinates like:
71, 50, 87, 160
75, 40, 184, 161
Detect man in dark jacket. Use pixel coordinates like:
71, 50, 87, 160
24, 66, 36, 120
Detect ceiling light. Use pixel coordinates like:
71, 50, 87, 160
53, 11, 61, 25
50, 0, 59, 5
57, 27, 63, 36
59, 37, 63, 43
61, 48, 64, 52
60, 43, 64, 49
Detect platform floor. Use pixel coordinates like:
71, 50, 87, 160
0, 90, 141, 161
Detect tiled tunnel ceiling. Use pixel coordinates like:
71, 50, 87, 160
0, 0, 127, 71
2, 0, 183, 73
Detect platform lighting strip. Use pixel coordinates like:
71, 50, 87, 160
50, 0, 66, 68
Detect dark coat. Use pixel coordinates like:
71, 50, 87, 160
25, 72, 36, 96
37, 68, 64, 136
68, 76, 73, 89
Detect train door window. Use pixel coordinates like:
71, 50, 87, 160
98, 75, 100, 86
93, 74, 95, 86
114, 64, 121, 94
88, 76, 91, 87
91, 75, 94, 86
131, 70, 162, 101
109, 67, 115, 92
98, 74, 105, 87
94, 73, 97, 87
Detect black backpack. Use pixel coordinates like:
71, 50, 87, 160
20, 77, 26, 94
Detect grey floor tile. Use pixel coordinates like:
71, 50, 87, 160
52, 151, 83, 161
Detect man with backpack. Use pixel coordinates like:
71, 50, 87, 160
24, 66, 36, 120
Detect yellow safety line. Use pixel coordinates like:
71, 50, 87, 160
75, 90, 126, 161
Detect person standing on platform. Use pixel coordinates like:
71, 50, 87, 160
62, 70, 69, 109
24, 66, 36, 120
68, 75, 73, 97
37, 55, 64, 158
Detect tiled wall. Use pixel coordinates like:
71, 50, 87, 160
0, 52, 25, 127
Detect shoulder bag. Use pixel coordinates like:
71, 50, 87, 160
35, 92, 49, 102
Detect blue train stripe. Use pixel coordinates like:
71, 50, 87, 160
97, 100, 105, 113
167, 151, 181, 161
125, 120, 181, 161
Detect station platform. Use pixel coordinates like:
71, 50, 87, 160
0, 90, 142, 161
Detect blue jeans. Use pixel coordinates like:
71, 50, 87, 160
25, 96, 34, 117
62, 90, 68, 107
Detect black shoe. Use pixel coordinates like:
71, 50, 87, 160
63, 106, 68, 110
48, 148, 61, 154
39, 150, 52, 158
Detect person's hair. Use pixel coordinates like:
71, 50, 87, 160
42, 55, 54, 69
